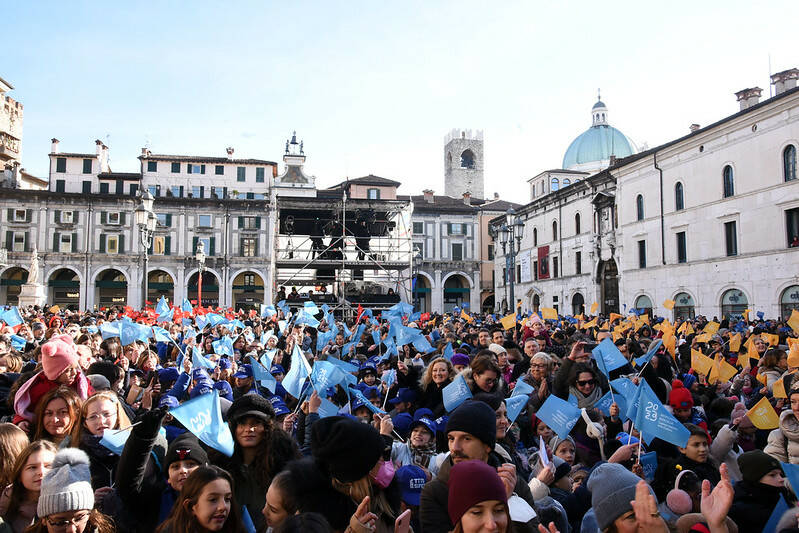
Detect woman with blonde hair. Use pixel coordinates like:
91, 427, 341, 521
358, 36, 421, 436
69, 391, 131, 491
0, 440, 56, 532
0, 425, 29, 489
417, 356, 455, 416
32, 387, 82, 447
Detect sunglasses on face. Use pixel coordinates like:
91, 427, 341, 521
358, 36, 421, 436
576, 379, 595, 387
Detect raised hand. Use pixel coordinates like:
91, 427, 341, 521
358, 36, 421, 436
700, 463, 734, 530
630, 480, 668, 532
348, 496, 377, 533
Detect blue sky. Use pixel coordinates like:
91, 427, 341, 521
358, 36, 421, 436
5, 1, 798, 199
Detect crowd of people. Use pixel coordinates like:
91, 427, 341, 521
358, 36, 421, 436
0, 298, 797, 533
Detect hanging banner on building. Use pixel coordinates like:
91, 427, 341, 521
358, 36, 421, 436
537, 246, 550, 280
520, 251, 532, 283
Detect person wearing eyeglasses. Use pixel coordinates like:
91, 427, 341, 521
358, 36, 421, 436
26, 448, 114, 533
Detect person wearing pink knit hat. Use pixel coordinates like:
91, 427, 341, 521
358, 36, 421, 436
13, 334, 92, 430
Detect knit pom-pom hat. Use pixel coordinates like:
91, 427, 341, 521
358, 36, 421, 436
40, 334, 79, 380
37, 448, 94, 517
669, 379, 694, 409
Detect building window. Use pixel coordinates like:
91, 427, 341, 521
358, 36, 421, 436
192, 186, 202, 198
82, 158, 92, 174
188, 164, 205, 174
575, 251, 581, 274
460, 150, 475, 169
449, 223, 467, 235
451, 243, 463, 261
533, 227, 538, 247
676, 231, 687, 263
56, 157, 66, 173
215, 165, 224, 175
575, 213, 581, 234
367, 188, 380, 199
241, 216, 259, 230
106, 235, 119, 254
551, 177, 559, 192
563, 179, 570, 187
552, 220, 558, 241
107, 212, 121, 225
171, 162, 180, 173
237, 167, 246, 182
638, 240, 646, 268
170, 186, 181, 198
787, 207, 799, 247
533, 260, 538, 281
12, 233, 25, 252
412, 222, 424, 234
58, 234, 72, 253
413, 242, 424, 259
152, 236, 166, 255
723, 165, 734, 198
156, 213, 170, 227
241, 238, 257, 257
636, 194, 644, 221
724, 221, 737, 256
256, 167, 265, 183
13, 209, 26, 222
147, 161, 157, 172
60, 211, 74, 224
54, 180, 65, 193
553, 256, 559, 278
148, 185, 157, 197
82, 181, 91, 194
198, 215, 212, 228
675, 182, 684, 211
487, 245, 494, 260
129, 183, 139, 196
99, 182, 109, 194
785, 145, 797, 182
516, 264, 521, 282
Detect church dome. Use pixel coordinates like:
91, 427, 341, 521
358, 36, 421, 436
562, 95, 636, 171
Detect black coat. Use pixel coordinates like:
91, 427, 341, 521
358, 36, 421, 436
417, 382, 446, 417
728, 481, 791, 532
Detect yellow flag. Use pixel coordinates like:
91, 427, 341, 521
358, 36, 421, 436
694, 333, 712, 344
773, 378, 788, 399
663, 299, 675, 310
678, 321, 694, 336
516, 299, 522, 309
612, 331, 623, 342
737, 350, 750, 370
609, 312, 623, 324
743, 309, 751, 322
49, 305, 60, 313
663, 332, 676, 358
541, 307, 558, 320
746, 396, 780, 429
703, 321, 720, 335
590, 302, 599, 315
762, 333, 780, 347
788, 341, 799, 368
708, 354, 738, 384
756, 372, 768, 386
789, 309, 799, 335
575, 313, 585, 322
582, 317, 598, 330
691, 349, 714, 377
743, 335, 759, 360
460, 309, 473, 323
728, 333, 741, 353
499, 314, 516, 330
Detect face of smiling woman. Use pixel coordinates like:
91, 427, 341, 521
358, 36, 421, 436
190, 478, 232, 531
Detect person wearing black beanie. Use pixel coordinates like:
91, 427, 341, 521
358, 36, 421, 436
420, 401, 541, 533
729, 450, 792, 532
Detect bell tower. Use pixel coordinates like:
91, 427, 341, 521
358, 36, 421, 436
444, 129, 484, 200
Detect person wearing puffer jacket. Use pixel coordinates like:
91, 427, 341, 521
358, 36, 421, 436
709, 402, 748, 481
765, 386, 799, 464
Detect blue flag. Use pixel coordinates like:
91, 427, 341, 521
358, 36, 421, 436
206, 314, 226, 327
249, 356, 277, 394
155, 296, 170, 315
282, 345, 310, 399
260, 304, 277, 319
98, 321, 120, 340
505, 394, 529, 424
348, 386, 387, 415
632, 380, 690, 448
536, 395, 582, 440
639, 451, 658, 482
763, 494, 789, 533
192, 347, 216, 369
592, 337, 628, 377
120, 322, 152, 346
567, 394, 579, 407
0, 307, 23, 327
782, 462, 799, 498
182, 298, 193, 313
511, 378, 534, 398
10, 334, 26, 351
157, 308, 174, 323
411, 334, 435, 354
295, 310, 320, 329
634, 339, 662, 368
241, 505, 257, 533
195, 315, 209, 330
442, 342, 454, 361
169, 391, 234, 456
276, 300, 289, 314
381, 369, 397, 389
100, 426, 166, 455
594, 390, 626, 418
318, 396, 340, 418
443, 374, 473, 412
152, 326, 172, 344
303, 300, 320, 316
327, 356, 360, 374
311, 361, 348, 391
610, 378, 638, 402
212, 336, 234, 357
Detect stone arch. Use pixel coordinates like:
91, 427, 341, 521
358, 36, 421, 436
0, 266, 28, 306
231, 269, 267, 311
93, 267, 129, 307
147, 269, 176, 303
185, 267, 222, 307
47, 267, 81, 310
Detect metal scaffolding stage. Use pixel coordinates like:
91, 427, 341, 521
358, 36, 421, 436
270, 193, 414, 317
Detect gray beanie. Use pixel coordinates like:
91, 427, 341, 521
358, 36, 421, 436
587, 462, 652, 531
37, 448, 95, 518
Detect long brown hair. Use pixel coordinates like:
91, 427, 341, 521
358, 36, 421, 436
23, 509, 115, 533
155, 466, 243, 533
420, 357, 455, 388
229, 416, 300, 489
32, 387, 82, 445
70, 391, 131, 444
5, 440, 57, 521
0, 423, 29, 487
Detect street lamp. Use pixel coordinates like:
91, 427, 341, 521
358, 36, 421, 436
135, 189, 156, 309
498, 208, 524, 314
413, 248, 423, 311
195, 241, 206, 307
